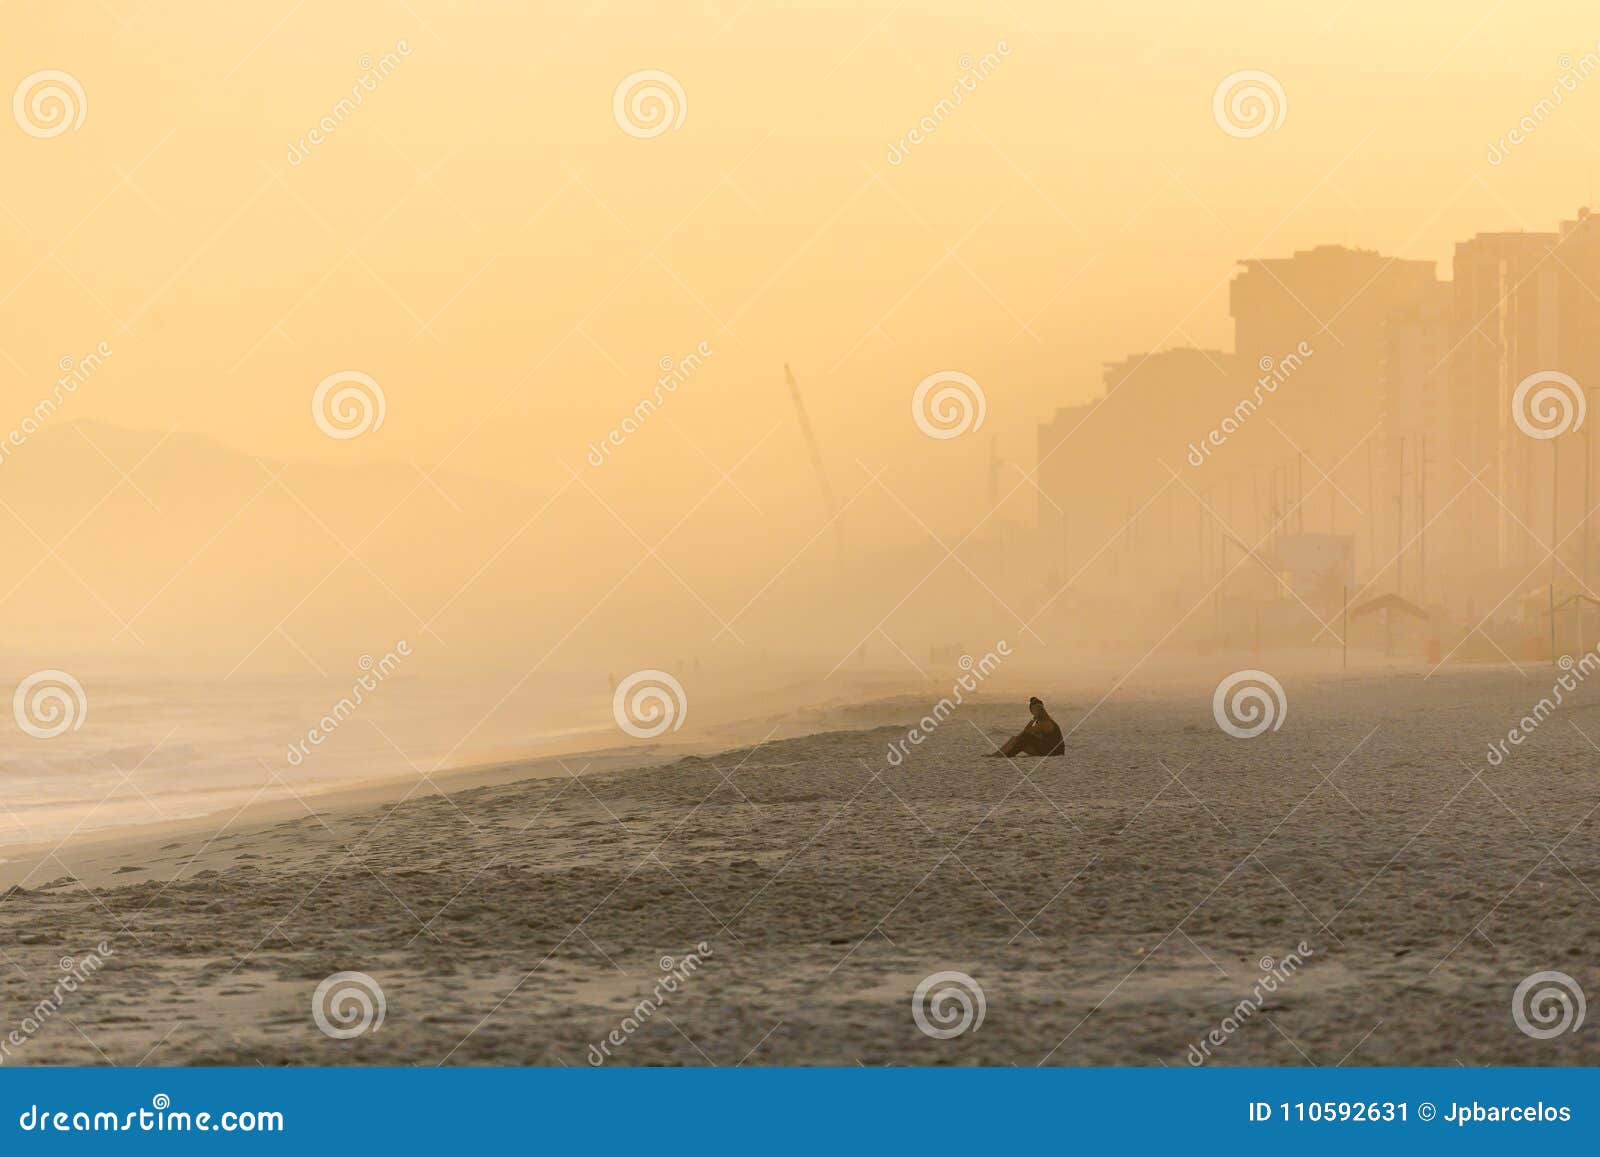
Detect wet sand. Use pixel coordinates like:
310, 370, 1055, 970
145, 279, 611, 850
3, 667, 1597, 1066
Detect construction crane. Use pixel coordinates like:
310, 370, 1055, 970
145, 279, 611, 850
783, 363, 844, 564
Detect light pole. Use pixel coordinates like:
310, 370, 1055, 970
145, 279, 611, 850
1583, 385, 1598, 652
1552, 435, 1560, 664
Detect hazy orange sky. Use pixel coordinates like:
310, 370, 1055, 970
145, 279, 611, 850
5, 0, 1600, 536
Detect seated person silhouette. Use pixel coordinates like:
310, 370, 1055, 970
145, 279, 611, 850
985, 696, 1065, 757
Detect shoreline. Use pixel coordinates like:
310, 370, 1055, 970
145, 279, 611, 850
2, 659, 1482, 892
0, 679, 940, 890
3, 662, 1595, 1065
0, 741, 670, 889
2, 663, 1596, 1065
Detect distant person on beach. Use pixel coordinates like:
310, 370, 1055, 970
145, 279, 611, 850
985, 696, 1065, 757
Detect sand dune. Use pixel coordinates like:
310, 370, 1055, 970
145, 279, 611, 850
2, 668, 1597, 1066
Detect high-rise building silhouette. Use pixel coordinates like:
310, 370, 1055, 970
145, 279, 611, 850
1032, 212, 1600, 650
1231, 246, 1438, 473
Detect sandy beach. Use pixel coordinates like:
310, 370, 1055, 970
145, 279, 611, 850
3, 666, 1597, 1067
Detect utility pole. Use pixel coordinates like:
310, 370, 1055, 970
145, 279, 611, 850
1297, 450, 1304, 533
1418, 434, 1427, 602
1367, 442, 1375, 582
1585, 390, 1594, 653
1553, 437, 1561, 589
1396, 436, 1406, 596
1551, 582, 1558, 667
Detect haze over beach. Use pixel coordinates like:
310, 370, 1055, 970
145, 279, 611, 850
3, 0, 1600, 1069
5, 669, 1600, 1066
